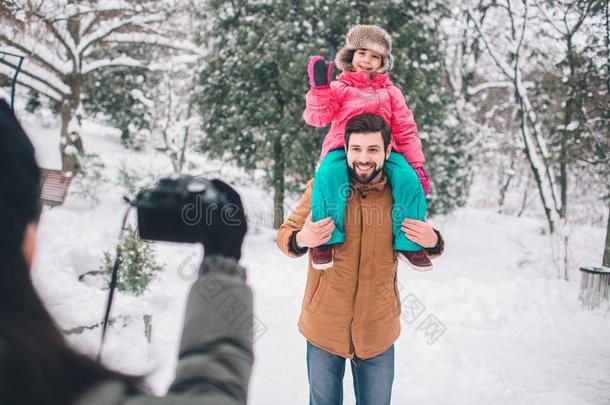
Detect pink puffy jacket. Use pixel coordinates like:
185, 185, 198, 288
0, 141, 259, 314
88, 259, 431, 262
303, 71, 424, 167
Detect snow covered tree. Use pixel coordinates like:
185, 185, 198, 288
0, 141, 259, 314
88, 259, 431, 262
196, 0, 470, 228
195, 1, 319, 229
0, 0, 193, 173
464, 1, 569, 277
599, 0, 609, 269
148, 52, 201, 173
605, 206, 610, 268
531, 0, 609, 221
458, 0, 608, 279
81, 45, 155, 150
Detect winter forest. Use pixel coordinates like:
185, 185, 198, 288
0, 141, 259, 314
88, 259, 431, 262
1, 0, 609, 404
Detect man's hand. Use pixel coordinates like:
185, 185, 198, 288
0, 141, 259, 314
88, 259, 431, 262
296, 215, 335, 248
401, 219, 438, 248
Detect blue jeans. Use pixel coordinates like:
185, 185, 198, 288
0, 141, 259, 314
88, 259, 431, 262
306, 341, 394, 405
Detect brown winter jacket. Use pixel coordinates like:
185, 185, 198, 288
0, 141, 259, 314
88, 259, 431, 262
276, 176, 444, 360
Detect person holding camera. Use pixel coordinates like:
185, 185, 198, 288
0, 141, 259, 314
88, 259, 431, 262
0, 99, 253, 405
276, 113, 445, 405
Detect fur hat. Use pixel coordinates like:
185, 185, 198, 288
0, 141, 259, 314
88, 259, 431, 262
335, 25, 393, 73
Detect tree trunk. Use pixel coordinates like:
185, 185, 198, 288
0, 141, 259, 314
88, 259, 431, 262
60, 100, 79, 173
603, 2, 610, 268
272, 133, 285, 229
60, 79, 84, 174
178, 95, 194, 173
557, 33, 578, 280
562, 217, 569, 281
466, 2, 562, 234
602, 207, 610, 267
517, 173, 531, 217
516, 97, 556, 233
498, 159, 515, 214
120, 127, 130, 146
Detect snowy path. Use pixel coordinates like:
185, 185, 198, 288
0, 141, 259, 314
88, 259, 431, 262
243, 209, 609, 405
26, 119, 609, 404
34, 200, 610, 404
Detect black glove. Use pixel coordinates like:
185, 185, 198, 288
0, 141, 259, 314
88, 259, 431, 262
199, 179, 247, 261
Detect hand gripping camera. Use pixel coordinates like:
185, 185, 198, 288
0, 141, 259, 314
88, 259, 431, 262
99, 174, 230, 360
136, 174, 229, 243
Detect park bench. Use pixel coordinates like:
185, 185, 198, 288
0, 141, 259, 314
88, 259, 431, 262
41, 168, 72, 207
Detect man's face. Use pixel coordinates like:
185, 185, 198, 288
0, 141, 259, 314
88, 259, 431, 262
345, 131, 390, 184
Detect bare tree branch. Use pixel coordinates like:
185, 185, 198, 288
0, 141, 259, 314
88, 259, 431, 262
30, 10, 78, 67
466, 6, 515, 79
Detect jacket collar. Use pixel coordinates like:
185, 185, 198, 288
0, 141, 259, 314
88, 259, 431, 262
337, 71, 392, 88
351, 174, 388, 193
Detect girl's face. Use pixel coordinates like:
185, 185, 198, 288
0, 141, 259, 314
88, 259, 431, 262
352, 49, 383, 73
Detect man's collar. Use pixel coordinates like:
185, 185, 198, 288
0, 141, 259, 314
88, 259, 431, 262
351, 174, 388, 192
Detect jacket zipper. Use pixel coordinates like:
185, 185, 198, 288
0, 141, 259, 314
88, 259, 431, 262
350, 188, 365, 356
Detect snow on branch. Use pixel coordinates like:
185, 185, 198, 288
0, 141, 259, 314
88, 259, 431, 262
148, 53, 201, 71
17, 0, 139, 21
0, 31, 71, 77
102, 32, 200, 54
465, 6, 515, 80
28, 11, 79, 63
81, 55, 144, 75
62, 1, 141, 17
77, 14, 168, 56
467, 81, 514, 96
0, 64, 63, 102
0, 56, 70, 96
513, 0, 529, 67
532, 0, 567, 35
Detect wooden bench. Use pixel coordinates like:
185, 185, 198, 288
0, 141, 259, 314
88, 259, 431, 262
41, 168, 72, 206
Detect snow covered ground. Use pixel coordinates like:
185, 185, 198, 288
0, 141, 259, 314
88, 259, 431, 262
23, 115, 610, 404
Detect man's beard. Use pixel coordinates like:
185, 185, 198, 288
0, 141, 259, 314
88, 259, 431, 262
348, 162, 383, 184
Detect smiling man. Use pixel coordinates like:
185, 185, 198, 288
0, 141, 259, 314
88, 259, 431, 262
344, 122, 386, 184
276, 113, 445, 405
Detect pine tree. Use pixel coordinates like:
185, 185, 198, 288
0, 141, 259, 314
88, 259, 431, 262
196, 0, 472, 227
80, 40, 158, 151
25, 89, 41, 113
100, 225, 163, 296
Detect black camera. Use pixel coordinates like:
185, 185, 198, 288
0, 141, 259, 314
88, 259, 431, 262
135, 175, 229, 243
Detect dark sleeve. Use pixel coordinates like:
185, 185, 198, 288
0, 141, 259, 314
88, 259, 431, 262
167, 255, 253, 403
276, 180, 313, 258
0, 342, 7, 404
288, 231, 308, 256
424, 229, 445, 258
76, 256, 254, 405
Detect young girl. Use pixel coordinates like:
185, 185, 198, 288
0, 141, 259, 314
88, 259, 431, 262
304, 24, 432, 271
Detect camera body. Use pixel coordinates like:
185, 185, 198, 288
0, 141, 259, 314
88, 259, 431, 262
136, 175, 226, 243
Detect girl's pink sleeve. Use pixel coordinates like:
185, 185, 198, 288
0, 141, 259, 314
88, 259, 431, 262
389, 86, 425, 167
303, 82, 344, 128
